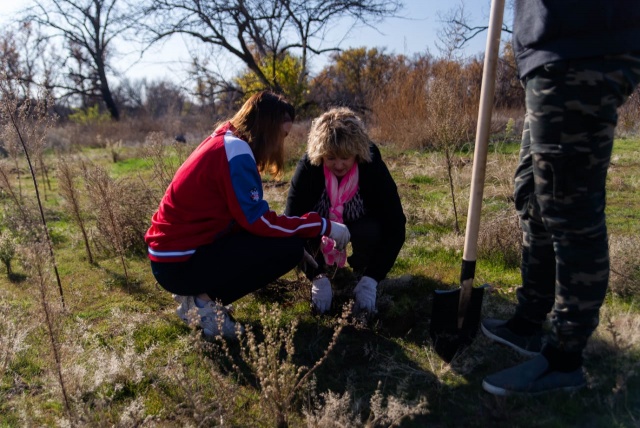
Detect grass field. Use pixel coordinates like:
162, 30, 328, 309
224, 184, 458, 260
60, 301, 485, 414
0, 127, 639, 427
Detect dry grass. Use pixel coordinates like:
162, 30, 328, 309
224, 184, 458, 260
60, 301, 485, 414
609, 234, 640, 297
617, 87, 640, 137
477, 209, 522, 268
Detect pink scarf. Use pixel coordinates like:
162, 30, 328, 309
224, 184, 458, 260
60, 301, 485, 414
321, 163, 359, 267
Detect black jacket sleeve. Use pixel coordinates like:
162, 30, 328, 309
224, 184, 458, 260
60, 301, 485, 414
358, 143, 406, 281
285, 154, 324, 217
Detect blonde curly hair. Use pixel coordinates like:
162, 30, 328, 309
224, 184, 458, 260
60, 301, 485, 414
306, 107, 372, 166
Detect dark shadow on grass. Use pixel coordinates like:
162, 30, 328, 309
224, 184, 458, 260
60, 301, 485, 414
230, 274, 510, 426
198, 275, 640, 427
7, 272, 27, 283
97, 265, 150, 295
254, 273, 490, 369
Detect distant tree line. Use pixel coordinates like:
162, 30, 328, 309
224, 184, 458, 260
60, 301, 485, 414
0, 0, 532, 126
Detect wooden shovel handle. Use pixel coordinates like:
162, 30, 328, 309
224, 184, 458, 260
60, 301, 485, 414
462, 0, 505, 271
459, 0, 505, 327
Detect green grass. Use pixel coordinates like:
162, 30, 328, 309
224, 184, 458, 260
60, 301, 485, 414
0, 137, 639, 426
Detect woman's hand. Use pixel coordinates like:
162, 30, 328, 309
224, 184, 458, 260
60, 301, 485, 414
311, 276, 332, 313
354, 276, 378, 312
329, 221, 350, 250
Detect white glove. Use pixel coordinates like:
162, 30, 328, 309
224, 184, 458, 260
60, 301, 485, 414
311, 276, 332, 313
329, 221, 350, 250
354, 276, 378, 312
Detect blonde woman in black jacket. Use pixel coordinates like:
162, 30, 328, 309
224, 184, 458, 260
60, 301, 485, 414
285, 107, 406, 314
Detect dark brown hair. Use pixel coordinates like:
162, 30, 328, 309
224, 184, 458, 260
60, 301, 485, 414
230, 91, 295, 176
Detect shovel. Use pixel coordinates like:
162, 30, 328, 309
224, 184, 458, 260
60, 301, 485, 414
429, 0, 506, 362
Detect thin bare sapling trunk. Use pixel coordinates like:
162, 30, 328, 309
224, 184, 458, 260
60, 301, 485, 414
57, 155, 94, 264
23, 243, 73, 419
0, 86, 66, 308
444, 146, 461, 234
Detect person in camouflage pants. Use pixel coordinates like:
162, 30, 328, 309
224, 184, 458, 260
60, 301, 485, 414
513, 54, 640, 356
481, 0, 640, 396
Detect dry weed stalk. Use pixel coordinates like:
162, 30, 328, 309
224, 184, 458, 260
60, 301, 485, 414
161, 334, 242, 426
56, 154, 94, 264
37, 152, 52, 201
366, 383, 429, 428
304, 380, 429, 428
608, 234, 640, 297
81, 162, 131, 285
589, 306, 640, 412
304, 388, 359, 427
0, 160, 27, 217
0, 290, 31, 381
53, 310, 158, 426
232, 303, 349, 428
2, 119, 24, 202
140, 131, 191, 199
617, 86, 640, 136
21, 242, 72, 419
0, 160, 43, 236
477, 208, 522, 268
0, 76, 66, 307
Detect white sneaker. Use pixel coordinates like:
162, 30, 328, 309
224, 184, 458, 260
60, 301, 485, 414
197, 301, 244, 339
173, 294, 195, 323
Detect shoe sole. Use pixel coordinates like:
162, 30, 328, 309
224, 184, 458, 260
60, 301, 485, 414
481, 323, 540, 357
482, 379, 585, 396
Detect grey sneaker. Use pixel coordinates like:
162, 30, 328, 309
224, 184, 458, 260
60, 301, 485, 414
173, 294, 195, 323
481, 318, 543, 357
197, 301, 244, 339
482, 354, 586, 396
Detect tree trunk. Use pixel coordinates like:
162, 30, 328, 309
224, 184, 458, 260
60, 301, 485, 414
97, 60, 120, 121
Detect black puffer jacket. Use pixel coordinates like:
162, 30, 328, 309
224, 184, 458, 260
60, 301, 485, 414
513, 0, 640, 78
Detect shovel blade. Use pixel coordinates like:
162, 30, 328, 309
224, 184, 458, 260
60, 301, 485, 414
429, 284, 488, 362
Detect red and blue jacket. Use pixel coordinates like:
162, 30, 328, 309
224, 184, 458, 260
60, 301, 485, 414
145, 122, 330, 262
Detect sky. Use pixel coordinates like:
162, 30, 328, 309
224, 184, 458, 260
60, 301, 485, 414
0, 0, 504, 84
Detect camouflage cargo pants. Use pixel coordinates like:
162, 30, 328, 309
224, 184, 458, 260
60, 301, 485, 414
513, 53, 640, 353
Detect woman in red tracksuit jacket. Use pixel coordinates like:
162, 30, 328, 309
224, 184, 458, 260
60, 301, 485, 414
144, 91, 350, 338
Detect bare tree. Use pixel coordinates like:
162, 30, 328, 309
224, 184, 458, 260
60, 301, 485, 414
279, 0, 402, 90
25, 0, 134, 120
427, 60, 478, 234
139, 0, 402, 96
0, 24, 50, 100
310, 47, 395, 112
187, 54, 241, 114
437, 1, 512, 55
144, 80, 187, 118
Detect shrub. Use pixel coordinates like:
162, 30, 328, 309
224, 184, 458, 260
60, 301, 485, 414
68, 105, 110, 126
609, 234, 640, 297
